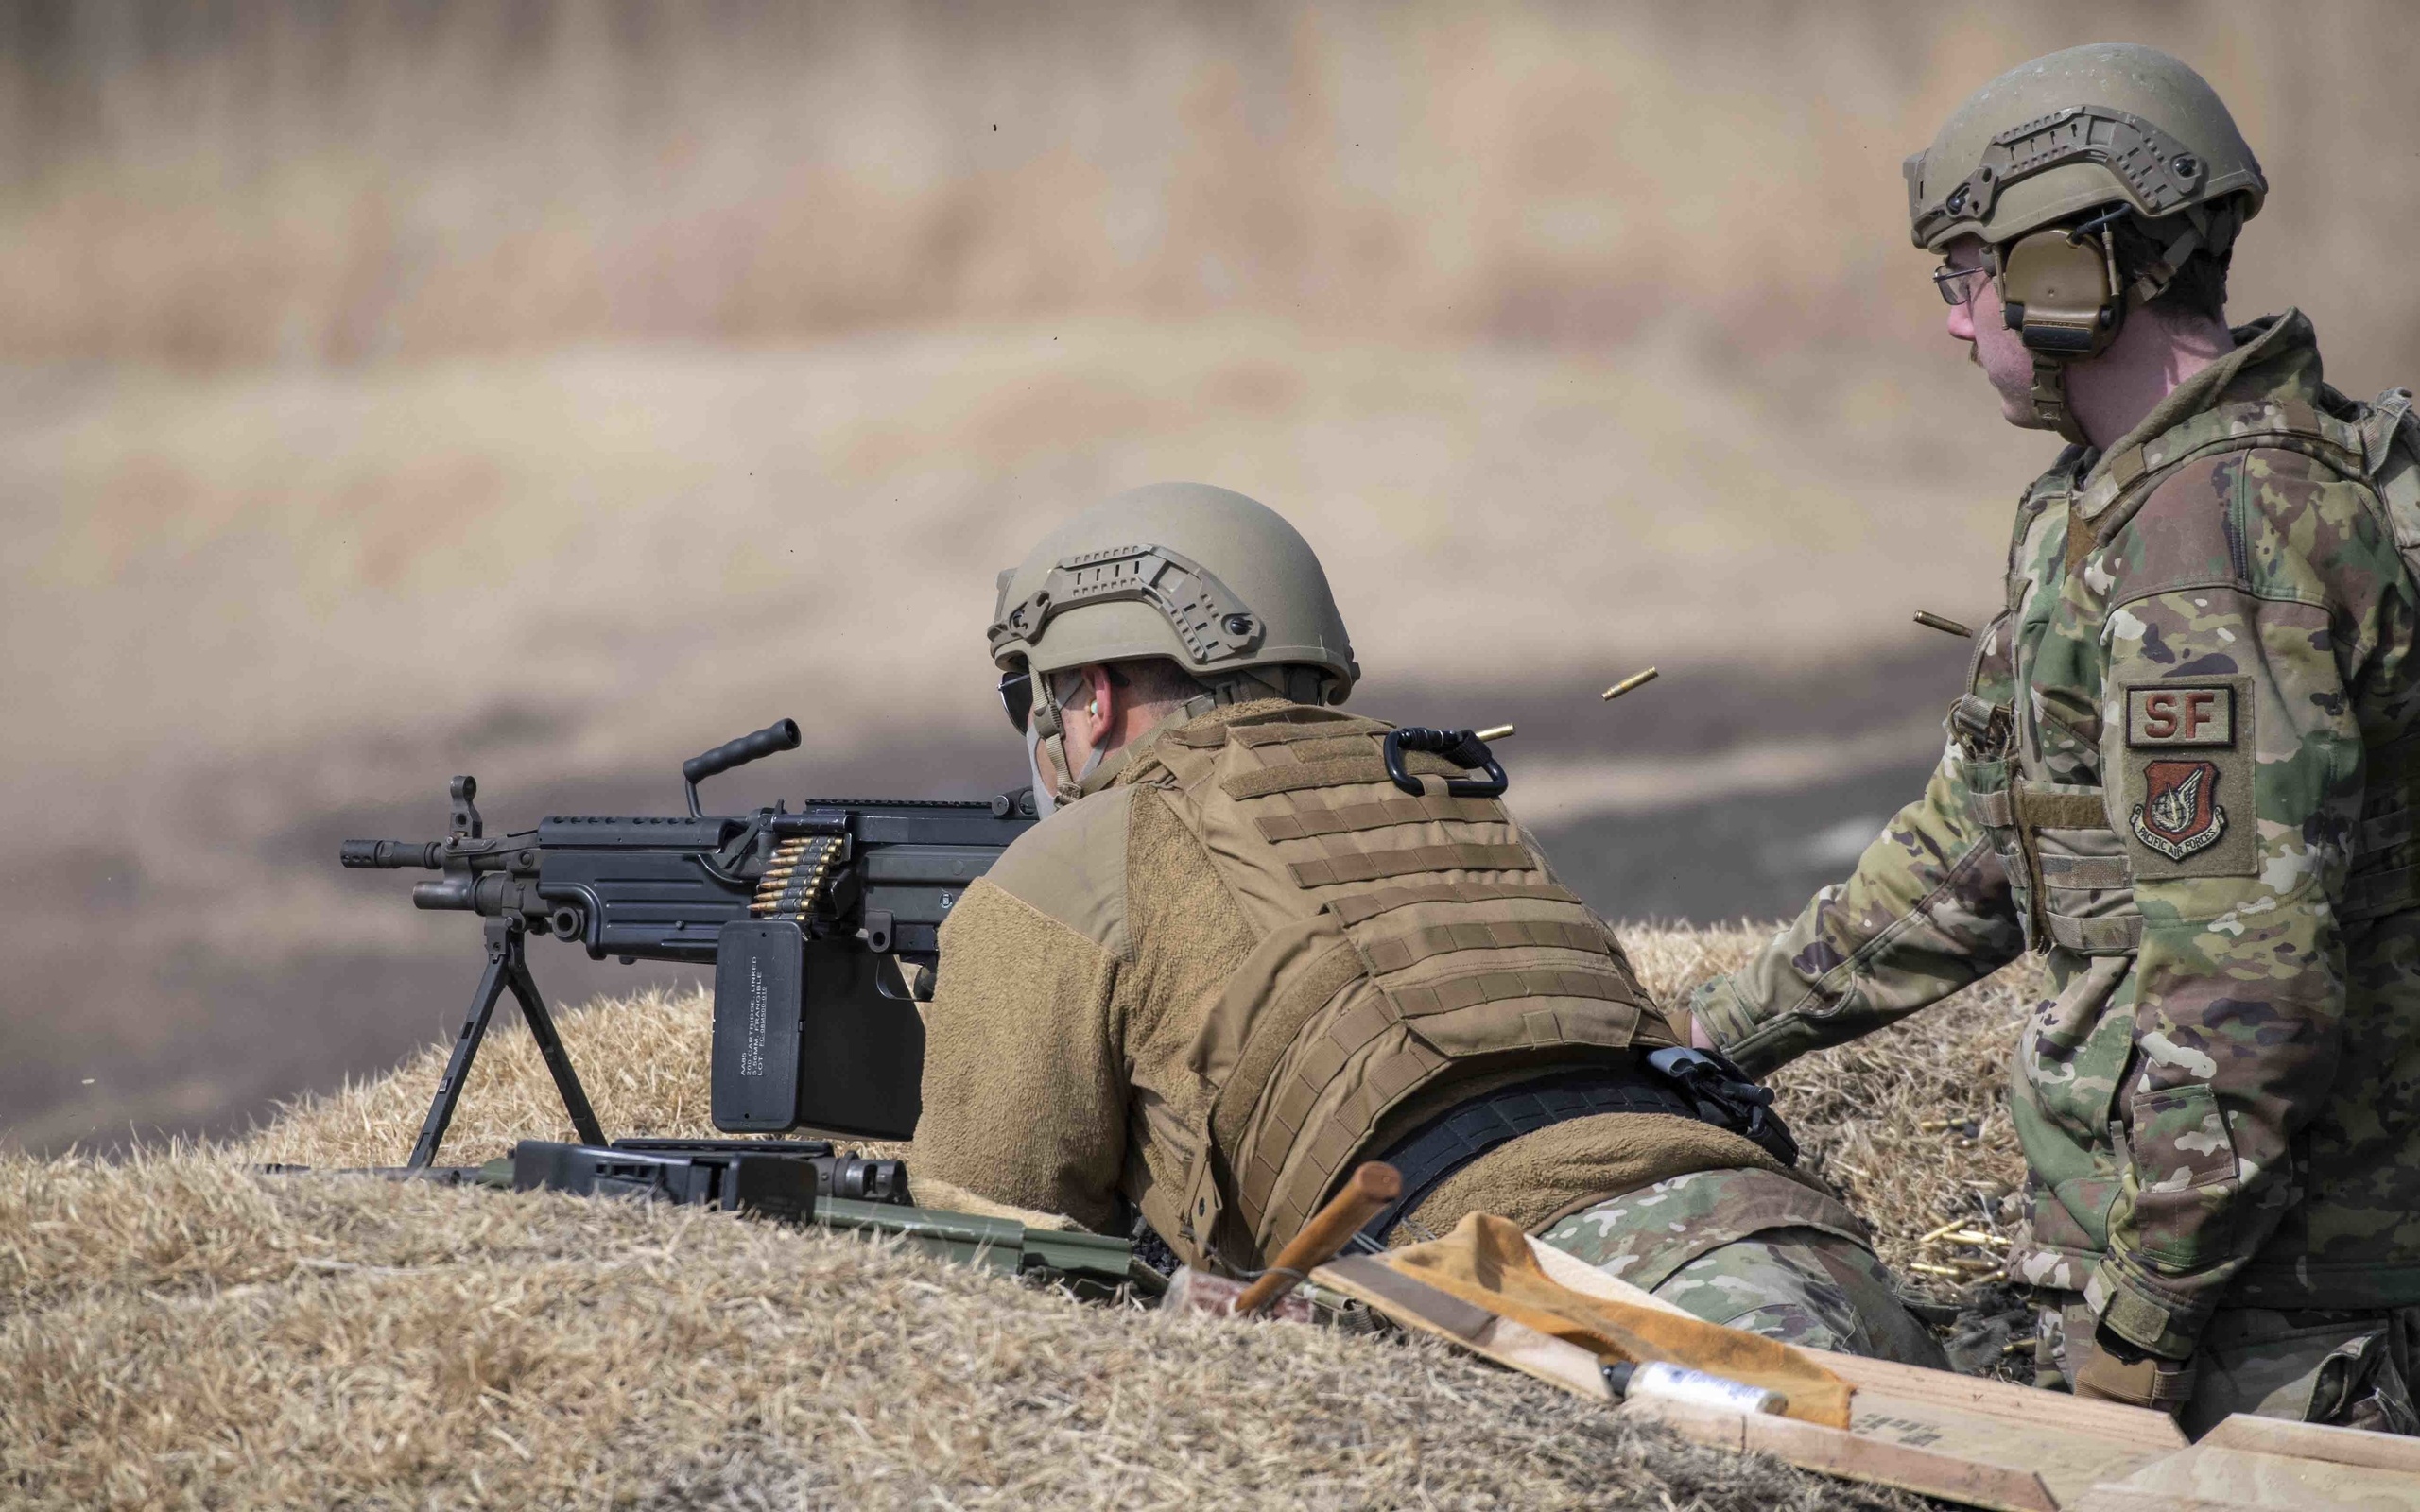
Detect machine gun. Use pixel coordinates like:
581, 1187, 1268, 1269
341, 718, 1036, 1166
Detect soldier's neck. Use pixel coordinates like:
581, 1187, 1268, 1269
2064, 307, 2237, 451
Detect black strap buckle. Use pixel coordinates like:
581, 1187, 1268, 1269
1644, 1046, 1799, 1168
1381, 727, 1508, 799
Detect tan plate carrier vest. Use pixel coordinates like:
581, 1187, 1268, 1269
1128, 703, 1669, 1263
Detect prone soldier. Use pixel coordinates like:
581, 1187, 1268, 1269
916, 481, 1945, 1364
1689, 44, 2420, 1433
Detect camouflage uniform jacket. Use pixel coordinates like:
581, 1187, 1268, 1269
1693, 312, 2420, 1359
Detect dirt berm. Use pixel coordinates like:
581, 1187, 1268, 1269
2, 928, 2039, 1509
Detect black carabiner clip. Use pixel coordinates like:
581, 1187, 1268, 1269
1381, 727, 1509, 799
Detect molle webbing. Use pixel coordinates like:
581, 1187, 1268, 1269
1287, 842, 1535, 889
1387, 967, 1637, 1019
1221, 752, 1464, 801
2013, 788, 2109, 830
1214, 944, 1365, 1153
2346, 862, 2420, 921
1255, 794, 1508, 842
1274, 735, 1386, 765
1236, 965, 1644, 1237
2040, 854, 2133, 888
1356, 919, 1613, 974
1212, 916, 1636, 1160
1325, 880, 1582, 927
1154, 702, 1652, 1258
1237, 999, 1441, 1228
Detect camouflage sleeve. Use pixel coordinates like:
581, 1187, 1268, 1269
2086, 477, 2374, 1358
1690, 749, 2025, 1077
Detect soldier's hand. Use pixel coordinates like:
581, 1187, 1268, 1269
2071, 1323, 2195, 1416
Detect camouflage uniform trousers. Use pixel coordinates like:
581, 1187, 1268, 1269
1536, 1168, 1947, 1368
2032, 1291, 2420, 1438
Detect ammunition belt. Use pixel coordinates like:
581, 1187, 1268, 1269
749, 835, 843, 921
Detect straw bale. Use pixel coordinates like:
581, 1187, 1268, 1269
11, 928, 2041, 1506
2, 1158, 1924, 1509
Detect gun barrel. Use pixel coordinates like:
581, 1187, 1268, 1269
341, 839, 446, 869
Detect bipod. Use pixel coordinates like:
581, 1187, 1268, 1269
408, 915, 606, 1168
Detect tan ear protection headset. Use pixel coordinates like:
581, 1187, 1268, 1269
1996, 205, 2130, 442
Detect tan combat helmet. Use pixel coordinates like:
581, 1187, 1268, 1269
1905, 43, 2266, 441
989, 482, 1359, 806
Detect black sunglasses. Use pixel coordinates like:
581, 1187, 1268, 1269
999, 667, 1033, 733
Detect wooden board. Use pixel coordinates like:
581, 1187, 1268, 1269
1315, 1254, 2075, 1512
2196, 1412, 2420, 1475
2071, 1438, 2420, 1510
1621, 1393, 2061, 1512
1313, 1254, 1610, 1401
1318, 1250, 2419, 1511
1526, 1231, 2185, 1503
1527, 1234, 2187, 1456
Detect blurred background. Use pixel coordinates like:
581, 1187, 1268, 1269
4, 1, 2410, 1153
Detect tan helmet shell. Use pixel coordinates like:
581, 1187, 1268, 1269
988, 481, 1359, 698
1906, 43, 2265, 252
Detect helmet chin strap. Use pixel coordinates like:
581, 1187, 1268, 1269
1024, 669, 1100, 817
2029, 353, 2092, 444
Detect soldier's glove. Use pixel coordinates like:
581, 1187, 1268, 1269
2072, 1321, 2196, 1416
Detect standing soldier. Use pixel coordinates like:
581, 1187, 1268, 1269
916, 481, 1945, 1364
1689, 43, 2420, 1434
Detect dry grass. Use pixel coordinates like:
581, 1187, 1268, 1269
3, 1151, 1930, 1511
6, 933, 1986, 1510
1632, 927, 2041, 1286
0, 926, 2036, 1507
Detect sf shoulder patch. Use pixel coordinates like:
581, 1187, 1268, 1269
2120, 678, 2256, 878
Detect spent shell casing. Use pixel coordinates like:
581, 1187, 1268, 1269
1600, 667, 1659, 702
1914, 610, 1974, 639
1473, 724, 1515, 742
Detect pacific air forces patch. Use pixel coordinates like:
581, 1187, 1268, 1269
2133, 760, 2224, 860
2121, 677, 2256, 878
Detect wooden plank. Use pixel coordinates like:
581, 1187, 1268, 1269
2198, 1412, 2420, 1474
1527, 1232, 2188, 1453
2063, 1489, 2228, 1512
1841, 1391, 2177, 1504
1318, 1257, 2079, 1512
2093, 1443, 2420, 1510
1313, 1256, 1610, 1401
1623, 1394, 2060, 1512
1818, 1351, 2188, 1451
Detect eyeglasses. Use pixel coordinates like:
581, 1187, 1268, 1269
999, 666, 1033, 733
1932, 264, 1993, 307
